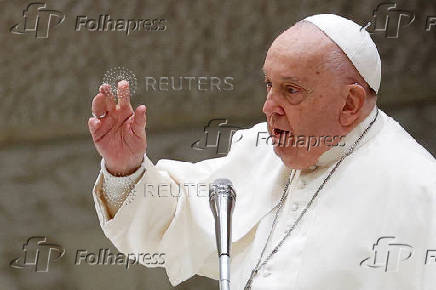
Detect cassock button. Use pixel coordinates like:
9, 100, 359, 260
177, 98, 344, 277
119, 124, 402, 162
263, 267, 272, 277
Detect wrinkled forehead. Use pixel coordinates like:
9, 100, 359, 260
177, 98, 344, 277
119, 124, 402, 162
263, 22, 337, 77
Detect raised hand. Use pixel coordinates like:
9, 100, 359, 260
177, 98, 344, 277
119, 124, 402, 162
88, 80, 147, 176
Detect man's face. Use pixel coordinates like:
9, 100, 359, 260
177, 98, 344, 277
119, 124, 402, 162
262, 24, 349, 169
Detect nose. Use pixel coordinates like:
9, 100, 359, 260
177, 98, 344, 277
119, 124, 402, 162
262, 92, 285, 116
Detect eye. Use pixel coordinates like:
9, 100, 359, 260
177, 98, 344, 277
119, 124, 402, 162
265, 81, 272, 91
286, 86, 298, 94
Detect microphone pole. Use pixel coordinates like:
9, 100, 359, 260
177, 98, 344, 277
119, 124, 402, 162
209, 179, 236, 290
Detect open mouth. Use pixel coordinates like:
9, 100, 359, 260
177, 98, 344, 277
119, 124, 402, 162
273, 128, 291, 136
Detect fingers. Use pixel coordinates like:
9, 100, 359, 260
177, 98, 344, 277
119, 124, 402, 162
88, 117, 101, 135
88, 117, 103, 143
117, 80, 131, 109
91, 93, 107, 118
88, 116, 115, 142
99, 83, 116, 112
131, 105, 147, 137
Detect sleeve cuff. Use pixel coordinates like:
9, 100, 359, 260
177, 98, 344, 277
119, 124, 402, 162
101, 158, 146, 194
93, 157, 147, 225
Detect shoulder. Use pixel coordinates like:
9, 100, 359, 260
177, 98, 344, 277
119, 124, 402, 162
360, 111, 436, 193
231, 122, 268, 144
228, 122, 269, 152
226, 121, 282, 167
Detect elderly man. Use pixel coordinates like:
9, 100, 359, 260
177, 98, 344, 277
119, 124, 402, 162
89, 14, 436, 289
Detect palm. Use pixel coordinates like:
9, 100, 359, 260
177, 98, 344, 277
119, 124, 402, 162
88, 81, 147, 176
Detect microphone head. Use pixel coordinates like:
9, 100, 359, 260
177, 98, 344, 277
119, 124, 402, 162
209, 178, 236, 202
213, 178, 233, 186
209, 178, 236, 257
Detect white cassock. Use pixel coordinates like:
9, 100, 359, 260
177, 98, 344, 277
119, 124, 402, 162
92, 107, 436, 289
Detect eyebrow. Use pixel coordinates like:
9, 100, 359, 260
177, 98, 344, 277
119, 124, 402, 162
262, 68, 301, 82
263, 71, 301, 83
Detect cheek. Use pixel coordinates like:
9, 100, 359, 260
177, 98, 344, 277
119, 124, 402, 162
282, 105, 302, 123
283, 106, 313, 134
303, 96, 341, 132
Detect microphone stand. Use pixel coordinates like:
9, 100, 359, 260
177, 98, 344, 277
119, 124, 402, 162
209, 179, 236, 290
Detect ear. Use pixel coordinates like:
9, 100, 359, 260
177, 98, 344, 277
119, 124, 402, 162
339, 83, 366, 127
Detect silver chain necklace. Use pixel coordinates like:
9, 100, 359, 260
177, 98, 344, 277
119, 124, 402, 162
244, 109, 379, 289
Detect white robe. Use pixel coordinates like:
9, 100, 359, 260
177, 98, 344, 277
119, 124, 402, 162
92, 108, 436, 289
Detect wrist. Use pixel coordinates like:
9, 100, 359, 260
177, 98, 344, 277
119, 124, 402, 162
105, 157, 144, 177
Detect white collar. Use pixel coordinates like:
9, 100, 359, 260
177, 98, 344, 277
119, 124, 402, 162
315, 106, 382, 168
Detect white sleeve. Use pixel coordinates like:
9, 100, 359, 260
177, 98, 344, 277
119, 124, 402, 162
90, 123, 282, 286
92, 153, 227, 286
100, 158, 146, 212
422, 179, 436, 290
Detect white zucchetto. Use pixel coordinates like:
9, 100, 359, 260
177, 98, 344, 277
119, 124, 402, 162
305, 14, 382, 93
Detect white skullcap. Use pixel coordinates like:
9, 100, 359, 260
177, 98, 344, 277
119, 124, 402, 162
304, 14, 381, 93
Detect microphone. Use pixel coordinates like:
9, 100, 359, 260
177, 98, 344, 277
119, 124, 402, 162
209, 178, 236, 290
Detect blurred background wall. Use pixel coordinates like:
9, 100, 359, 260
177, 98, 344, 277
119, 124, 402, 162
1, 0, 435, 289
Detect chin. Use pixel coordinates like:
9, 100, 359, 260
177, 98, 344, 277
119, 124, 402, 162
273, 146, 318, 170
